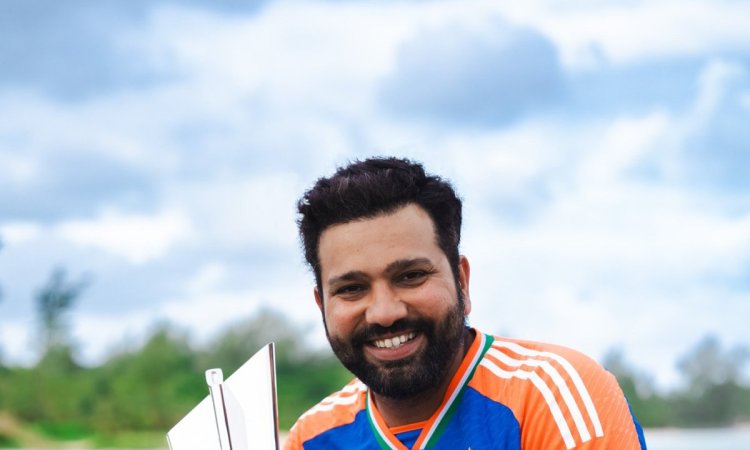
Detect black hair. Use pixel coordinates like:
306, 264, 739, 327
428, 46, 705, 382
297, 157, 463, 295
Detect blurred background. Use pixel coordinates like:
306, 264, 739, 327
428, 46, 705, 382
1, 0, 749, 448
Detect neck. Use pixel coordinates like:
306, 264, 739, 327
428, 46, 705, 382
372, 328, 475, 428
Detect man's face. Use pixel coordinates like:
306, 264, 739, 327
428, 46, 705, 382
315, 203, 471, 399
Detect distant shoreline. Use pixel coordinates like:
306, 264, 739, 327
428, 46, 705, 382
646, 423, 750, 431
644, 427, 750, 450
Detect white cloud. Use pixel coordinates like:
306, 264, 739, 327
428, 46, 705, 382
0, 319, 37, 366
167, 174, 302, 250
0, 0, 748, 391
578, 113, 669, 185
157, 261, 318, 334
0, 90, 176, 180
56, 209, 192, 264
71, 310, 159, 362
68, 261, 324, 364
742, 91, 750, 109
522, 0, 750, 69
684, 60, 747, 129
0, 151, 39, 187
446, 81, 750, 387
132, 256, 325, 345
0, 222, 42, 246
132, 1, 412, 110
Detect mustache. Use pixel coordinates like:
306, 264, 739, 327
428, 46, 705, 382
350, 318, 432, 346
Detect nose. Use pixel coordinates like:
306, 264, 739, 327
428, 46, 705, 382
365, 281, 408, 327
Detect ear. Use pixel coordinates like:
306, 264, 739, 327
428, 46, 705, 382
458, 255, 471, 316
314, 286, 324, 313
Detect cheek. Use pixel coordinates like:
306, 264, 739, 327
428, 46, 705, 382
325, 303, 360, 336
410, 282, 456, 310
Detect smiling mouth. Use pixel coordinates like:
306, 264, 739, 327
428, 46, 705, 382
371, 332, 417, 349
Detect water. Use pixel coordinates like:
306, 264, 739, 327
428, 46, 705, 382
646, 428, 750, 450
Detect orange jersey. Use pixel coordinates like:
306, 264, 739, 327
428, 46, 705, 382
285, 330, 647, 450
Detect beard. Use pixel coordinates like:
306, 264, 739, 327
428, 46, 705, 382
325, 295, 467, 399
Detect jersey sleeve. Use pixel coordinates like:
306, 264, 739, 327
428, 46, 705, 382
282, 424, 303, 450
477, 337, 646, 450
519, 343, 645, 450
281, 379, 368, 450
564, 361, 645, 450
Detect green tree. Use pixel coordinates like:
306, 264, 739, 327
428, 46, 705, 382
198, 308, 305, 375
35, 267, 89, 357
677, 335, 748, 391
92, 325, 204, 432
10, 267, 95, 439
603, 348, 673, 427
673, 334, 750, 426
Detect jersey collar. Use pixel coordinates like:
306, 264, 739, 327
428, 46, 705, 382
365, 328, 494, 450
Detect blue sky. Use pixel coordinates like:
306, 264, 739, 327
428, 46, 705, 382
1, 0, 749, 389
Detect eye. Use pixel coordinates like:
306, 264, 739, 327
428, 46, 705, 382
333, 284, 366, 298
398, 270, 428, 285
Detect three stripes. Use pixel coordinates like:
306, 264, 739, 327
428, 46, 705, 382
480, 340, 603, 449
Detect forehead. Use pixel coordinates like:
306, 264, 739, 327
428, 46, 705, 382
317, 204, 442, 279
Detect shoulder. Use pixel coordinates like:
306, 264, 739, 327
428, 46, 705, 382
471, 334, 614, 415
469, 334, 643, 449
284, 378, 368, 449
481, 335, 610, 383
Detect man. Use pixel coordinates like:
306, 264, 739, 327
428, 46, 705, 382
285, 157, 647, 449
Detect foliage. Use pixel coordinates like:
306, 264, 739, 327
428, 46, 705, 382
603, 349, 674, 427
34, 268, 89, 355
671, 335, 750, 426
90, 430, 167, 448
0, 433, 20, 449
88, 326, 206, 432
1, 267, 749, 448
0, 308, 354, 447
605, 335, 750, 428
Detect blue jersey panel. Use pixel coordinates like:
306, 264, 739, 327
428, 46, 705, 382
302, 388, 521, 449
303, 410, 377, 450
432, 386, 521, 450
395, 428, 421, 448
628, 403, 648, 450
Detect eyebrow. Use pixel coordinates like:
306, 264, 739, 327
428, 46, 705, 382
327, 271, 368, 291
326, 257, 434, 291
384, 257, 434, 275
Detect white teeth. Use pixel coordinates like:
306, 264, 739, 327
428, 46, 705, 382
374, 332, 416, 349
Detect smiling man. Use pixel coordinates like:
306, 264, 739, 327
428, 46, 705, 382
284, 157, 647, 450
